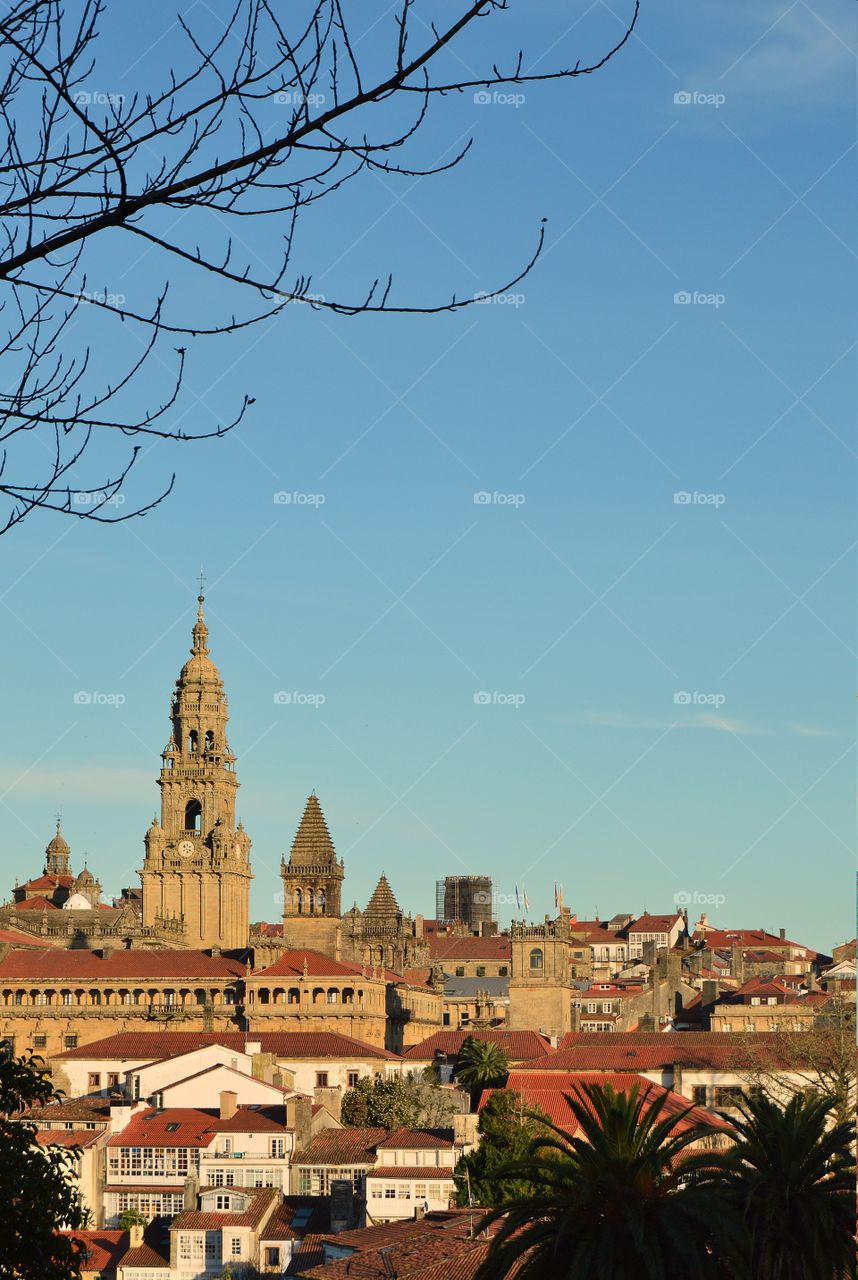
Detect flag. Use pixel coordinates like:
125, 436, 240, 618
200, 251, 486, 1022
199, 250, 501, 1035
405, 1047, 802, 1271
514, 884, 521, 911
558, 883, 564, 912
524, 889, 530, 911
554, 883, 558, 910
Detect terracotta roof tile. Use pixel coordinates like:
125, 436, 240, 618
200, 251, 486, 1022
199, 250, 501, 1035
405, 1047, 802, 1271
294, 1127, 388, 1166
627, 913, 682, 933
548, 1031, 812, 1071
117, 1241, 170, 1268
0, 948, 244, 979
61, 1229, 128, 1272
365, 1167, 455, 1179
172, 1187, 279, 1231
425, 936, 511, 962
481, 1073, 727, 1133
375, 1129, 454, 1150
58, 1029, 399, 1061
403, 1029, 550, 1062
35, 1128, 103, 1149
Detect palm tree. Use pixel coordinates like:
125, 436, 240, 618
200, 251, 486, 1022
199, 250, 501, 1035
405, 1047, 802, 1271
720, 1090, 856, 1280
454, 1037, 510, 1104
474, 1080, 736, 1280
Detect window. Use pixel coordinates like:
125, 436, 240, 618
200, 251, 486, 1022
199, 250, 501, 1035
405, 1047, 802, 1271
691, 1086, 708, 1106
455, 966, 465, 977
33, 1035, 47, 1049
64, 1035, 77, 1049
529, 948, 543, 971
270, 1138, 285, 1158
476, 966, 486, 978
370, 1184, 381, 1198
88, 1073, 101, 1089
587, 1002, 598, 1013
184, 799, 202, 830
384, 1186, 396, 1199
216, 1194, 231, 1210
298, 1169, 312, 1194
442, 1012, 451, 1026
397, 1184, 411, 1198
415, 1183, 426, 1200
266, 1248, 281, 1266
316, 1072, 329, 1088
459, 1011, 469, 1025
61, 992, 73, 1006
347, 1072, 360, 1088
327, 989, 337, 1004
499, 966, 508, 976
107, 1073, 119, 1087
714, 1086, 744, 1108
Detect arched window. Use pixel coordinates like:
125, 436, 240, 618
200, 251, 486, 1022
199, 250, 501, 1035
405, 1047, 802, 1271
188, 730, 198, 753
529, 947, 544, 972
258, 988, 270, 1005
295, 889, 303, 915
318, 890, 326, 915
342, 987, 354, 1005
204, 730, 215, 753
312, 987, 324, 1005
287, 988, 300, 1004
308, 889, 316, 914
184, 799, 201, 832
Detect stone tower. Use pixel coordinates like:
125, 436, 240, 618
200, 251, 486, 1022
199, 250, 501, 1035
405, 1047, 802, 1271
280, 793, 344, 955
139, 592, 252, 950
507, 916, 575, 1040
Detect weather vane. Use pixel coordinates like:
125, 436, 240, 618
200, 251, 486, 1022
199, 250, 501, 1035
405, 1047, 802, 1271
197, 567, 206, 599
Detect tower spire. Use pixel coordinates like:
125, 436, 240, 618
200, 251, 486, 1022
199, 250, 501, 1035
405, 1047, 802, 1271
192, 575, 209, 656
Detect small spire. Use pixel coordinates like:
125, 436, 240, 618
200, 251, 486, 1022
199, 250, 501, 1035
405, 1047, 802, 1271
191, 577, 209, 656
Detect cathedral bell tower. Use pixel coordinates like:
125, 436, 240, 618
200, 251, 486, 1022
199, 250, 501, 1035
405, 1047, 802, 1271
139, 591, 252, 949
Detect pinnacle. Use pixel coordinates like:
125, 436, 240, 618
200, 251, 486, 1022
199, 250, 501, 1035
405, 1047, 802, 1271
287, 792, 338, 867
364, 872, 401, 918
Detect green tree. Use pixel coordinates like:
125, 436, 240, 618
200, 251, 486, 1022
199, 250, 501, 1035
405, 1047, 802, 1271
0, 1049, 89, 1280
473, 1081, 735, 1280
721, 1090, 856, 1280
454, 1037, 510, 1105
340, 1077, 419, 1130
454, 1091, 551, 1209
118, 1208, 148, 1233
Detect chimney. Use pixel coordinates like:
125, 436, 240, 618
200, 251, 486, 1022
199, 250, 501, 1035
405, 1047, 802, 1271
100, 944, 114, 961
286, 1094, 313, 1147
219, 1090, 238, 1120
183, 1173, 199, 1211
109, 1100, 134, 1134
129, 1223, 144, 1249
779, 928, 786, 940
701, 979, 719, 1008
244, 1041, 262, 1056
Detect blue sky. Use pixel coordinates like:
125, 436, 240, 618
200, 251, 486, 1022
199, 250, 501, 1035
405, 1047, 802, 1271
0, 1, 854, 952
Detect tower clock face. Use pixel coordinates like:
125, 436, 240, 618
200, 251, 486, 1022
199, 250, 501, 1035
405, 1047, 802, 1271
177, 839, 195, 858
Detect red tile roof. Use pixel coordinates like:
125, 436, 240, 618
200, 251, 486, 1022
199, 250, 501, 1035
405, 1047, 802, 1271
482, 1073, 727, 1134
294, 1127, 388, 1166
402, 1029, 550, 1062
107, 1107, 217, 1149
116, 1241, 169, 1269
58, 1029, 399, 1061
0, 948, 244, 979
693, 927, 813, 954
23, 874, 74, 891
61, 1230, 128, 1273
261, 1197, 331, 1242
366, 1167, 455, 1179
302, 1212, 496, 1280
13, 896, 59, 911
375, 1129, 454, 1150
35, 1128, 102, 1149
251, 949, 368, 979
627, 913, 682, 933
0, 926, 56, 947
425, 936, 511, 961
172, 1187, 279, 1231
546, 1031, 810, 1071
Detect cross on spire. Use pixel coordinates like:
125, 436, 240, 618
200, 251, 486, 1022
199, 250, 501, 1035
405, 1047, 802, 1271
197, 566, 206, 601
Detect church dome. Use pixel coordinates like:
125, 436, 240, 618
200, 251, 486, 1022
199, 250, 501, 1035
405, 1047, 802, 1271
46, 825, 70, 859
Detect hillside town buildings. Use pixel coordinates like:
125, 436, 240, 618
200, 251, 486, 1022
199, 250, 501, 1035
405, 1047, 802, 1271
0, 593, 849, 1278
